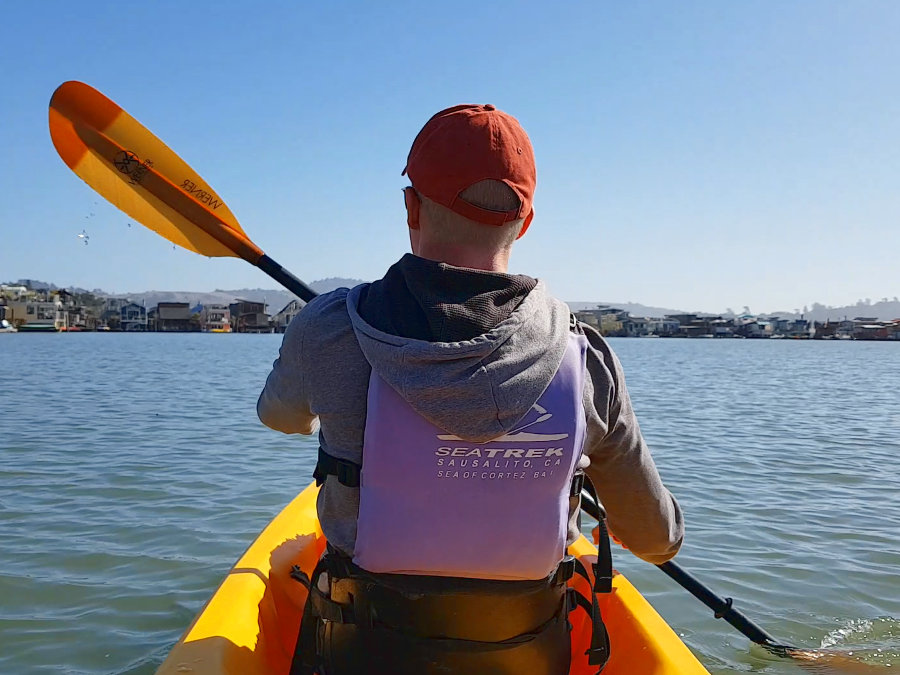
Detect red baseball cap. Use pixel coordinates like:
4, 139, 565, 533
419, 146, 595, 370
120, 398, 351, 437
402, 104, 536, 228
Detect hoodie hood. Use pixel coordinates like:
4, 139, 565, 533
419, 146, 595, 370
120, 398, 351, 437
346, 276, 571, 443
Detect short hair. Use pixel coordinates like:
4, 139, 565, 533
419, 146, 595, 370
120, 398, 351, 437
418, 180, 524, 249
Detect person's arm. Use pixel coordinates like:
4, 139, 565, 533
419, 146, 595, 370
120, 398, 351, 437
257, 311, 319, 435
580, 324, 684, 564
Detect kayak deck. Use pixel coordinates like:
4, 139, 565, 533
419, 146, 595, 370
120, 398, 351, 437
156, 484, 709, 674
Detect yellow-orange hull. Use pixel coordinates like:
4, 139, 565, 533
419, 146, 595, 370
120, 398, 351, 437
157, 483, 709, 674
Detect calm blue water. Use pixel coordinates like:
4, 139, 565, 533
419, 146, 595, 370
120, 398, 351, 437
1, 334, 898, 674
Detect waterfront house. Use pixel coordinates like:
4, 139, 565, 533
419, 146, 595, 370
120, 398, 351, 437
889, 320, 900, 340
100, 298, 128, 330
622, 316, 650, 337
229, 299, 271, 333
710, 318, 734, 337
120, 303, 147, 331
665, 314, 699, 327
855, 322, 891, 340
585, 307, 629, 336
199, 304, 232, 332
668, 315, 719, 338
787, 318, 812, 338
2, 297, 65, 330
734, 318, 764, 338
648, 318, 680, 336
599, 314, 624, 336
156, 302, 193, 332
63, 304, 89, 330
767, 317, 791, 334
574, 307, 620, 333
574, 311, 599, 329
835, 319, 855, 339
812, 321, 838, 339
272, 299, 304, 333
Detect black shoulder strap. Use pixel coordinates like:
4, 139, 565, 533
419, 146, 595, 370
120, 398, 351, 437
571, 473, 613, 672
582, 475, 613, 594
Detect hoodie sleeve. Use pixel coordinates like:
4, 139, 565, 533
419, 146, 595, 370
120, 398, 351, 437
580, 323, 684, 564
257, 310, 320, 435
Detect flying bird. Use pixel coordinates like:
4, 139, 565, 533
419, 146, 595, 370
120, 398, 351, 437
77, 229, 89, 245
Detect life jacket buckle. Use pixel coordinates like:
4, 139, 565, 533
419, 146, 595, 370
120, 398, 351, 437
314, 447, 361, 488
570, 471, 585, 497
566, 587, 579, 614
592, 561, 613, 594
336, 459, 360, 487
586, 643, 611, 666
553, 555, 576, 585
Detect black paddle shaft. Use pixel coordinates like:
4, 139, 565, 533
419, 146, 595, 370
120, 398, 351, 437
256, 254, 319, 303
655, 560, 782, 647
579, 488, 790, 653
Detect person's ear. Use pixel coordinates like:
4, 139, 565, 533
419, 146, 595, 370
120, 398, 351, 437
515, 209, 534, 239
404, 187, 421, 230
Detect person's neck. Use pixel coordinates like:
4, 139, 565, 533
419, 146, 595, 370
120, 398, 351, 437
412, 244, 510, 273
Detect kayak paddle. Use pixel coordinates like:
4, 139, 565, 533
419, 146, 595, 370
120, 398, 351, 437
48, 81, 317, 302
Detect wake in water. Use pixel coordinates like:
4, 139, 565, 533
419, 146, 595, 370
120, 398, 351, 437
780, 617, 900, 674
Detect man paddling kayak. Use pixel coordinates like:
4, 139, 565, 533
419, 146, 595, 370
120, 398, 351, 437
258, 104, 683, 674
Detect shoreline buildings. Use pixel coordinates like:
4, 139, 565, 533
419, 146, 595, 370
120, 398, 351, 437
2, 284, 898, 339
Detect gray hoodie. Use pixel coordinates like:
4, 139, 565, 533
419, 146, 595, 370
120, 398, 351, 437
258, 255, 683, 565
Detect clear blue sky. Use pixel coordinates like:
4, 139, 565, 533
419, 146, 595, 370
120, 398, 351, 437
2, 1, 898, 313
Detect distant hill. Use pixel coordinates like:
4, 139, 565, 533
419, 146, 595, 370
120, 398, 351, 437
765, 299, 900, 322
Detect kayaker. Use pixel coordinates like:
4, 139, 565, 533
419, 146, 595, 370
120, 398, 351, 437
258, 103, 684, 675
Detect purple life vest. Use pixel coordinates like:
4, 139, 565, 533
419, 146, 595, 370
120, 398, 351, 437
353, 333, 588, 581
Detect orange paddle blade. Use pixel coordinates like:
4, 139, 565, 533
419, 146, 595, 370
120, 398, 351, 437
49, 81, 263, 262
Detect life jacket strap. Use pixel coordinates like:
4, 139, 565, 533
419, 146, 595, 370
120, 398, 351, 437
313, 447, 361, 488
572, 559, 611, 671
315, 448, 588, 497
581, 474, 613, 594
290, 552, 607, 673
289, 557, 329, 675
569, 473, 613, 672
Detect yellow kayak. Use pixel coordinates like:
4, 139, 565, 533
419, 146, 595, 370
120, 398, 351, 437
156, 483, 710, 674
